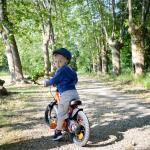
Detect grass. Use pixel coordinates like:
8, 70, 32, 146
0, 86, 36, 126
144, 80, 150, 89
0, 82, 48, 128
0, 95, 26, 126
84, 71, 150, 90
129, 73, 150, 90
0, 114, 11, 125
0, 82, 49, 145
8, 85, 40, 94
0, 71, 9, 76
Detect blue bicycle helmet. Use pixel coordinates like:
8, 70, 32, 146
52, 48, 72, 62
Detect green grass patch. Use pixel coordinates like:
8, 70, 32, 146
144, 81, 150, 90
8, 85, 38, 91
143, 74, 150, 90
84, 71, 150, 90
0, 110, 18, 126
0, 71, 9, 76
0, 114, 11, 125
8, 85, 40, 95
116, 72, 133, 82
115, 73, 150, 89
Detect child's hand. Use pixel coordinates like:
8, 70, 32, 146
53, 84, 56, 87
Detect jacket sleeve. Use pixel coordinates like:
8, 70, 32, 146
48, 70, 62, 86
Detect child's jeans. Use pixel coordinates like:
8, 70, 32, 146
56, 89, 79, 130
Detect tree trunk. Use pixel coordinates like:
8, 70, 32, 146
1, 31, 15, 82
95, 48, 101, 74
99, 0, 122, 75
43, 31, 50, 77
128, 0, 144, 75
92, 53, 97, 73
108, 38, 122, 75
0, 0, 24, 82
95, 36, 102, 74
128, 26, 144, 75
108, 0, 121, 75
92, 62, 97, 73
10, 34, 24, 81
96, 50, 102, 74
42, 21, 54, 76
101, 37, 108, 74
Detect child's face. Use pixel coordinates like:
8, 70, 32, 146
53, 54, 68, 69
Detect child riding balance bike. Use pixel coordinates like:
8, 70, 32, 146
44, 48, 90, 146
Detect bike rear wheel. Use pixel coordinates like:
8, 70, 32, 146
45, 104, 58, 128
72, 111, 90, 146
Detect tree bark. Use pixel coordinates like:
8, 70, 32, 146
96, 51, 102, 74
0, 0, 24, 82
95, 34, 102, 74
96, 41, 102, 74
97, 0, 122, 75
7, 30, 24, 81
92, 58, 97, 73
109, 0, 121, 75
128, 25, 144, 75
43, 29, 51, 77
108, 38, 122, 75
128, 0, 144, 75
101, 36, 108, 74
1, 31, 16, 82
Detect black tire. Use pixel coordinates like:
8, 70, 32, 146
45, 104, 58, 125
72, 111, 90, 147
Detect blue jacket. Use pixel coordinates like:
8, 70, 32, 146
47, 65, 78, 94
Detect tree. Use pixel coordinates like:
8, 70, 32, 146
128, 0, 150, 75
97, 0, 123, 75
35, 0, 54, 77
1, 0, 149, 78
0, 0, 24, 82
101, 29, 108, 74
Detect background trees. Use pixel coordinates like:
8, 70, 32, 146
0, 0, 24, 82
35, 0, 54, 76
0, 0, 150, 81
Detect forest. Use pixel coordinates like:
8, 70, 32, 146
0, 0, 150, 84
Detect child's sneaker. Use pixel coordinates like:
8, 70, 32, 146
53, 130, 63, 141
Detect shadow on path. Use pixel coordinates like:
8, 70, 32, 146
87, 115, 150, 147
0, 135, 71, 150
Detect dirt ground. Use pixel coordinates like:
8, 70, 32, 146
0, 76, 150, 150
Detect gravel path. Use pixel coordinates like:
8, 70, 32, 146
0, 76, 150, 150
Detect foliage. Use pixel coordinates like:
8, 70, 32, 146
16, 32, 44, 80
4, 1, 44, 79
0, 0, 150, 81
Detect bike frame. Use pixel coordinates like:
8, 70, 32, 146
45, 87, 90, 146
48, 87, 83, 129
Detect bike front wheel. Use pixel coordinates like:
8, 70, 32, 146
72, 111, 90, 147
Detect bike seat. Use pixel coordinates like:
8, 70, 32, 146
70, 99, 82, 106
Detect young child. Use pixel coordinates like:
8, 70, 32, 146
44, 48, 79, 140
